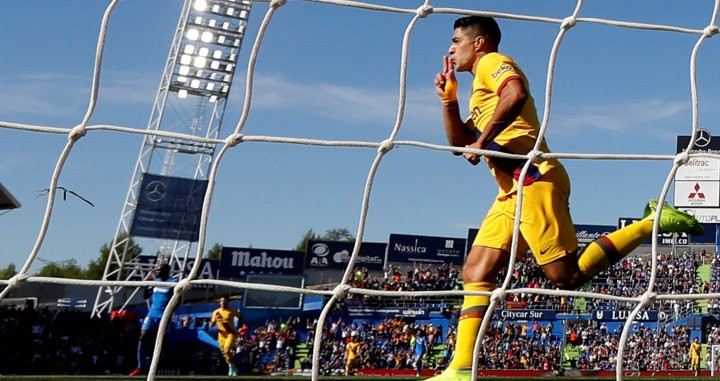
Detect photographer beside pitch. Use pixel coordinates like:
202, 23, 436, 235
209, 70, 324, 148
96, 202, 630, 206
430, 15, 702, 381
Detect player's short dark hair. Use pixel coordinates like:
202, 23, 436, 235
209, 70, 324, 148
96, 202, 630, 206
156, 263, 170, 274
454, 16, 501, 48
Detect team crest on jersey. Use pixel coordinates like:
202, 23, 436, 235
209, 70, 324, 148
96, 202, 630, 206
491, 64, 514, 79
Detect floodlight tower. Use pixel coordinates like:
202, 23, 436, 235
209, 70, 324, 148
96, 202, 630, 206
92, 0, 253, 317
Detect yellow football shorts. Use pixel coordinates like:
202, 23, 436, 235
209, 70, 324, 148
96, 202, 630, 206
473, 167, 578, 266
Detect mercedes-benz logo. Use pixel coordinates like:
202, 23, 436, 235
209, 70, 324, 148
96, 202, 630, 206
695, 128, 712, 148
145, 180, 167, 202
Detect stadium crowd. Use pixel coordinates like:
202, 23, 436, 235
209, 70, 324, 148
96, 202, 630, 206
709, 251, 720, 314
0, 303, 137, 374
340, 248, 710, 315
1, 249, 719, 375
565, 321, 693, 371
309, 317, 448, 375
348, 263, 460, 293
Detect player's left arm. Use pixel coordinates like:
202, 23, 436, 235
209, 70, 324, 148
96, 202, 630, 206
464, 78, 527, 163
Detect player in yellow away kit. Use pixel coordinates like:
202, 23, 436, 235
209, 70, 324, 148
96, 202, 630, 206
429, 15, 703, 381
690, 337, 701, 376
345, 336, 362, 376
210, 296, 242, 376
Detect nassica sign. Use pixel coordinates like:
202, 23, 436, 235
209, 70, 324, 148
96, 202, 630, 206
219, 247, 303, 277
305, 240, 385, 270
387, 233, 465, 265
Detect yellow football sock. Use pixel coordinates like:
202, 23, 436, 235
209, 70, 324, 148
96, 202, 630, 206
447, 281, 494, 370
578, 220, 653, 279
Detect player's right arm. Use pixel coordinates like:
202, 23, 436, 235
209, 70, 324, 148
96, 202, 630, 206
435, 56, 477, 156
209, 309, 218, 328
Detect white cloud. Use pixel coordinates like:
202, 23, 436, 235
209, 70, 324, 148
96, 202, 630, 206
0, 70, 442, 135
251, 73, 440, 133
0, 70, 157, 119
552, 99, 688, 134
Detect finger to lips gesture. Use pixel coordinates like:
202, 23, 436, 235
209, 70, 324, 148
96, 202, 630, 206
435, 56, 457, 102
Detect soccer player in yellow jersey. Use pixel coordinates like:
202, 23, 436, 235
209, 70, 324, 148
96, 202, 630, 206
690, 337, 701, 376
429, 15, 703, 381
345, 336, 362, 376
210, 296, 242, 376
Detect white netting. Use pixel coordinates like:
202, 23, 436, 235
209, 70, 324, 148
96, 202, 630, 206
1, 1, 720, 380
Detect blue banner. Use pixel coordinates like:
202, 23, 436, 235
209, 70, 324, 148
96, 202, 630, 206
305, 240, 385, 270
695, 223, 718, 244
575, 224, 615, 252
593, 309, 666, 322
130, 174, 208, 242
219, 247, 304, 276
127, 255, 219, 288
345, 306, 429, 319
497, 309, 556, 321
618, 217, 693, 245
387, 233, 465, 265
467, 225, 617, 254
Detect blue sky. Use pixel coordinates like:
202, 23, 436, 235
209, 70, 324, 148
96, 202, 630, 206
1, 0, 718, 272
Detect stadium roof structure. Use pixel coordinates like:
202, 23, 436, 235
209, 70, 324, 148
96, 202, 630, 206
0, 182, 21, 210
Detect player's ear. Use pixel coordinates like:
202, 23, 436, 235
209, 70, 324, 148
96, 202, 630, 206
473, 35, 484, 50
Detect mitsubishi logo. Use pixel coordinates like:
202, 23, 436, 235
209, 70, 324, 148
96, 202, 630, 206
695, 128, 712, 148
688, 182, 705, 199
145, 180, 167, 202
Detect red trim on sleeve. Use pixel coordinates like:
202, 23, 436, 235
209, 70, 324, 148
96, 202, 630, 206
497, 75, 522, 97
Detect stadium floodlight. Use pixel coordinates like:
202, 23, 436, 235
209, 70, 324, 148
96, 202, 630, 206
193, 56, 206, 68
0, 182, 21, 211
200, 31, 213, 43
178, 89, 188, 99
170, 0, 252, 99
193, 0, 208, 11
186, 28, 199, 40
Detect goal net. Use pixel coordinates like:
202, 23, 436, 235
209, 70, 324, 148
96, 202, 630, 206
1, 1, 719, 381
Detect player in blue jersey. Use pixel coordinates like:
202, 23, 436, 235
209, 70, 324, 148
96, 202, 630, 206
130, 263, 177, 376
414, 330, 427, 377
